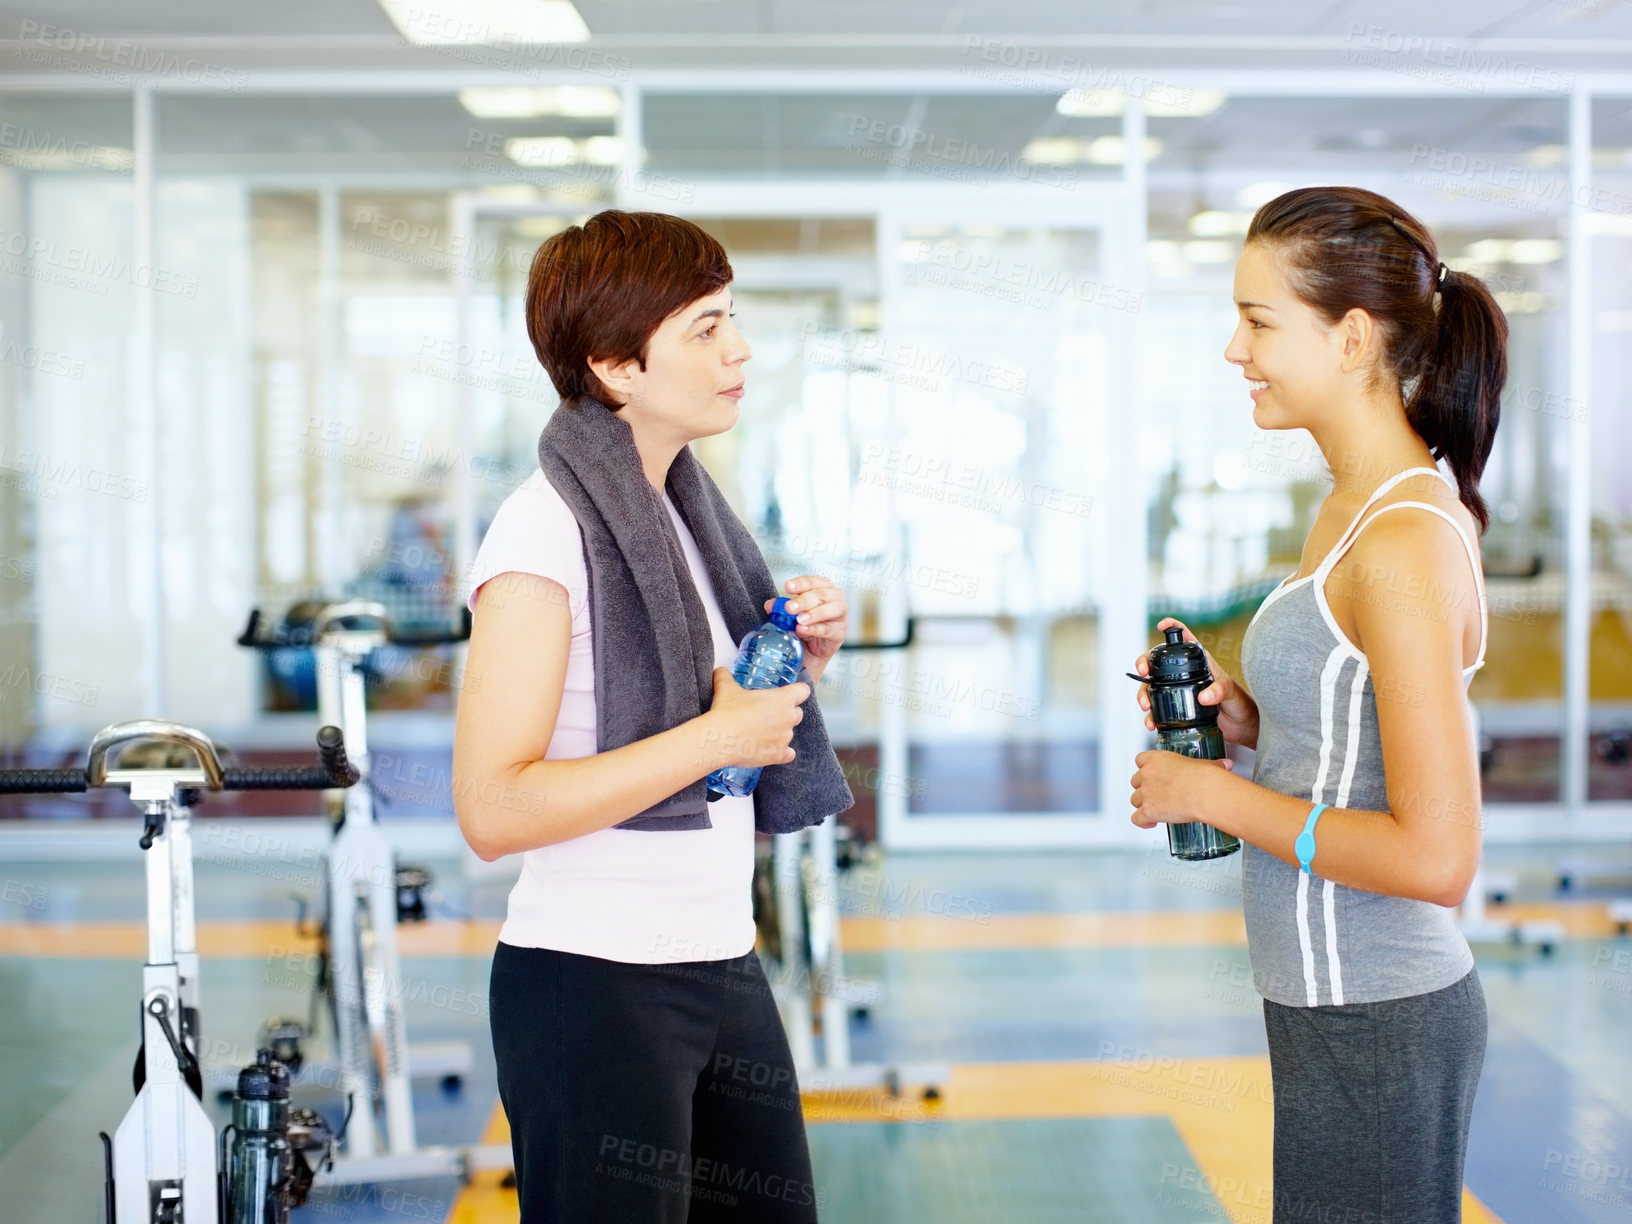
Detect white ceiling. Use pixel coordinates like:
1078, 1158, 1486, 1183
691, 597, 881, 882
0, 0, 1628, 42
0, 0, 1626, 212
1, 90, 1600, 164
3, 88, 1626, 218
0, 0, 1630, 75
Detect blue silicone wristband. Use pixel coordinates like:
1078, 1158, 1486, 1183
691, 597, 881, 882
1294, 803, 1327, 874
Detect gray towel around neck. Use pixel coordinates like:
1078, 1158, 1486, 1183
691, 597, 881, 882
537, 394, 853, 833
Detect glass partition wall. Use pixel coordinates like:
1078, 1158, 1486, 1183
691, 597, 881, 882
1141, 95, 1575, 807
1590, 94, 1632, 805
0, 77, 1625, 847
0, 92, 139, 754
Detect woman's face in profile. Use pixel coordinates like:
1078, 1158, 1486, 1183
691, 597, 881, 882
615, 285, 753, 442
1225, 242, 1342, 434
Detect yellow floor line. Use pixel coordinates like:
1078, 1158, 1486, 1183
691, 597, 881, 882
445, 1102, 516, 1224
447, 1060, 1504, 1224
0, 898, 1547, 1220
0, 899, 1618, 958
0, 918, 503, 958
0, 910, 1247, 959
840, 909, 1249, 951
1484, 900, 1624, 937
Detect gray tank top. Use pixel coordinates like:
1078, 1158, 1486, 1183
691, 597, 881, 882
1238, 465, 1485, 1007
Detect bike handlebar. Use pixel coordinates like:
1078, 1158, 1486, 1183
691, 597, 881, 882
220, 725, 359, 791
389, 607, 472, 646
0, 725, 358, 796
0, 767, 88, 795
237, 605, 470, 650
236, 607, 274, 647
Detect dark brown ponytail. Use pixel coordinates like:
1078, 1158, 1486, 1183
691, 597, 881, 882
1246, 187, 1507, 532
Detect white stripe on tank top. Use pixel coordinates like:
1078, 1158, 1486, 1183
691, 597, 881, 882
1244, 464, 1484, 1007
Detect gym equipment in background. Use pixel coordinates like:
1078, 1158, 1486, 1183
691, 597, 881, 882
0, 721, 358, 1224
1462, 705, 1565, 957
761, 817, 946, 1105
223, 1048, 333, 1224
238, 600, 510, 1184
1551, 726, 1632, 933
759, 618, 945, 1106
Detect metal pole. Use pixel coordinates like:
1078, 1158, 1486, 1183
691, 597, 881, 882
1563, 87, 1592, 818
452, 193, 477, 599
134, 87, 165, 714
1097, 97, 1149, 827
874, 208, 909, 848
317, 183, 344, 592
616, 81, 643, 210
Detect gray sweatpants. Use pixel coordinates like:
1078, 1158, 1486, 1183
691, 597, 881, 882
1263, 968, 1487, 1224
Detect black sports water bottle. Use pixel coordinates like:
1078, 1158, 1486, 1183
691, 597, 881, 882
1128, 627, 1241, 861
228, 1050, 294, 1224
226, 1050, 326, 1223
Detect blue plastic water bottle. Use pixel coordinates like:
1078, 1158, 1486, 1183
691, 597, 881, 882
706, 597, 804, 798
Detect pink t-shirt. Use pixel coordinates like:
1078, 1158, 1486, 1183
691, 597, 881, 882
465, 470, 756, 964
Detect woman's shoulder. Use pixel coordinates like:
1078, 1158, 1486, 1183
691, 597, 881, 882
1362, 472, 1481, 559
485, 471, 582, 542
1335, 476, 1483, 627
468, 471, 587, 611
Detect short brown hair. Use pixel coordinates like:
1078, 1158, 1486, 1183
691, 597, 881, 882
524, 210, 733, 404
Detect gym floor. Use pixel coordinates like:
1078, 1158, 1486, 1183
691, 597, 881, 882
2, 843, 1630, 1223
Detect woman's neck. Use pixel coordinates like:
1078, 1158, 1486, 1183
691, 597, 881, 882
607, 399, 688, 493
637, 440, 684, 494
1309, 391, 1438, 503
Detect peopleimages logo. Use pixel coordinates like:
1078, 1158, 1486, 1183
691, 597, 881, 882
395, 7, 631, 80
957, 37, 1198, 109
843, 115, 1079, 190
0, 227, 200, 298
15, 20, 249, 90
1406, 145, 1632, 217
0, 123, 130, 172
1341, 23, 1575, 94
0, 445, 147, 502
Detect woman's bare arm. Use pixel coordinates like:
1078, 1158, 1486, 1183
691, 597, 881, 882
1198, 514, 1483, 905
452, 572, 808, 861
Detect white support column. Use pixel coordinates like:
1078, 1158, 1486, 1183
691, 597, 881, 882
1563, 87, 1593, 817
317, 182, 344, 592
133, 87, 164, 715
1096, 98, 1150, 826
874, 209, 910, 849
616, 82, 643, 210
451, 192, 478, 596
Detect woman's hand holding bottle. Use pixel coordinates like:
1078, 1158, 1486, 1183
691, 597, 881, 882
1131, 617, 1260, 750
702, 668, 810, 772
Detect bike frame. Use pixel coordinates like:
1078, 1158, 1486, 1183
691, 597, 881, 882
309, 603, 419, 1168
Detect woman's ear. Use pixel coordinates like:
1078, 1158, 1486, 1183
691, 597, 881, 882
1336, 307, 1377, 376
587, 355, 637, 406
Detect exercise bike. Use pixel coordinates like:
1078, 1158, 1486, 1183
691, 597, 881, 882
752, 618, 947, 1106
0, 719, 358, 1224
238, 600, 510, 1183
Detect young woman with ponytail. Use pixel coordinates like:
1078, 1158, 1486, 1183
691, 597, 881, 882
1127, 187, 1506, 1221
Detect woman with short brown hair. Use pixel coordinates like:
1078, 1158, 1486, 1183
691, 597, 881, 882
455, 210, 853, 1222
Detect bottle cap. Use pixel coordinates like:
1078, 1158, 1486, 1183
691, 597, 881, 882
768, 597, 798, 632
1144, 626, 1212, 686
236, 1048, 291, 1101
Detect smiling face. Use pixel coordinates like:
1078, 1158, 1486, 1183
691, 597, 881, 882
592, 285, 752, 444
1224, 241, 1356, 433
